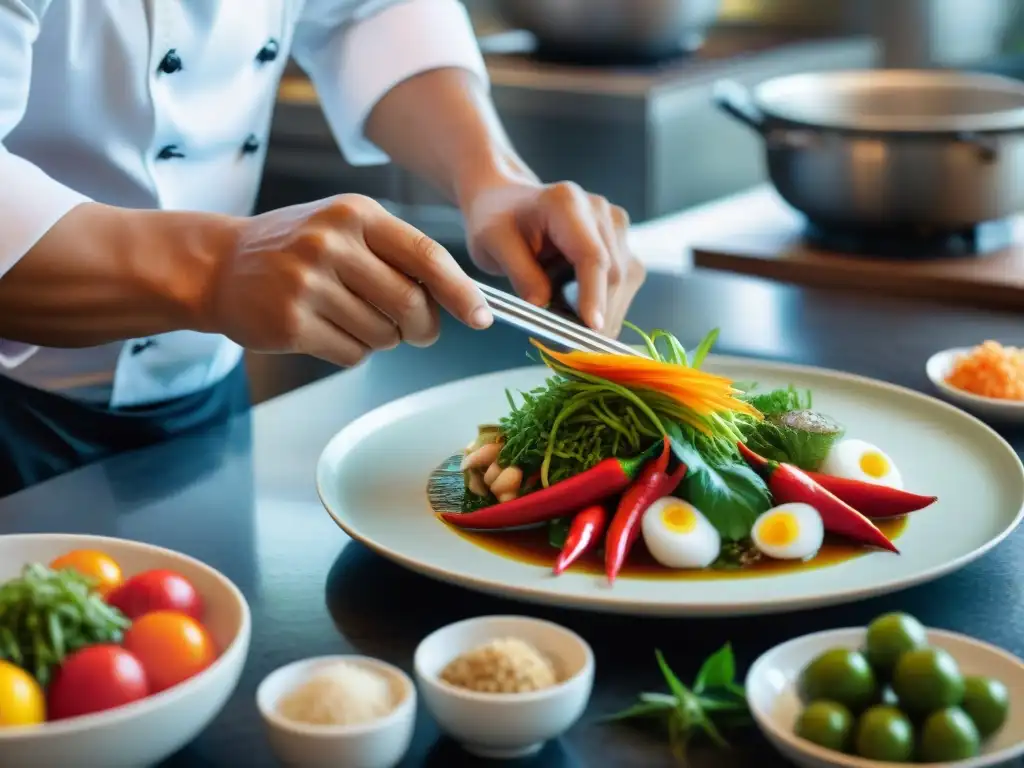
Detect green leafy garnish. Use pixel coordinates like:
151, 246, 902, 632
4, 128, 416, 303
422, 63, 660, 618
606, 645, 751, 764
740, 384, 811, 416
666, 423, 771, 542
744, 409, 845, 471
0, 563, 132, 685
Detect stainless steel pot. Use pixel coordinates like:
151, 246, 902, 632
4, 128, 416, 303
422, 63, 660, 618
714, 70, 1024, 229
492, 0, 722, 58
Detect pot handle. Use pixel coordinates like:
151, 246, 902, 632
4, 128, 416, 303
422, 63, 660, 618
955, 131, 999, 163
712, 80, 767, 134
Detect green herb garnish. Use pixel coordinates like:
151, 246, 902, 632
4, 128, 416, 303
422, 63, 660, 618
0, 563, 131, 686
606, 645, 751, 764
499, 327, 747, 488
740, 384, 811, 416
744, 409, 845, 471
665, 422, 772, 542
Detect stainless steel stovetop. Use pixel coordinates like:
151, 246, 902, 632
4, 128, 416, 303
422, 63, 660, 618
260, 28, 878, 246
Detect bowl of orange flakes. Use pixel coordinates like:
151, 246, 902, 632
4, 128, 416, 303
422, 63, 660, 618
927, 341, 1024, 424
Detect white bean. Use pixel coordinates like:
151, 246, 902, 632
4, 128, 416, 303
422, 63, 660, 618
460, 441, 501, 471
490, 466, 523, 499
483, 462, 502, 486
466, 471, 489, 497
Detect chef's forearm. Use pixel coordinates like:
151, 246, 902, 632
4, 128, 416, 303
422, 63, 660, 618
0, 203, 227, 347
364, 67, 539, 208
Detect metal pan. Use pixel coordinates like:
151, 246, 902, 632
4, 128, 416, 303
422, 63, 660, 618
714, 70, 1024, 229
493, 0, 722, 59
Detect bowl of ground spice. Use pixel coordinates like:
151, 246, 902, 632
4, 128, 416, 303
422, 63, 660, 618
413, 615, 594, 759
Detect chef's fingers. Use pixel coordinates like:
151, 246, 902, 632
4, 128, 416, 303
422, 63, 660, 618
475, 224, 552, 307
603, 206, 643, 339
606, 258, 646, 341
592, 196, 626, 292
539, 182, 613, 332
294, 311, 371, 369
361, 206, 493, 332
331, 239, 440, 348
306, 271, 401, 350
467, 242, 506, 277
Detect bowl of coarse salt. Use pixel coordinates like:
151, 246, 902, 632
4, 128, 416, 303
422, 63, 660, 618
256, 655, 416, 768
414, 615, 594, 760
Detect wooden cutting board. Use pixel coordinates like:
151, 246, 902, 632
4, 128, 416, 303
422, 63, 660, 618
691, 199, 1024, 312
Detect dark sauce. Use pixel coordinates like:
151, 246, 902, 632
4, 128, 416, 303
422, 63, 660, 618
431, 454, 908, 581
449, 519, 907, 581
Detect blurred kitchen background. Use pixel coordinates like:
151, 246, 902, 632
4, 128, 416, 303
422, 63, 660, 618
248, 0, 1024, 402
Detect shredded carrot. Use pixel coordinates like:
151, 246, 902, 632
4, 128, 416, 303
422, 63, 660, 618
946, 340, 1024, 401
531, 340, 762, 420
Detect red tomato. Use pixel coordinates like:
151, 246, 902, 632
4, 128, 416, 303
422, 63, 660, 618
106, 569, 204, 621
123, 611, 217, 693
47, 645, 149, 720
49, 549, 123, 596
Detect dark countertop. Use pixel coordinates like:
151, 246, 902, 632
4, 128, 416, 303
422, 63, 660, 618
2, 269, 1023, 767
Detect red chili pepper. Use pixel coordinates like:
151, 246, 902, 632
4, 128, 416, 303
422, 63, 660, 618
737, 442, 898, 553
605, 437, 688, 583
441, 442, 661, 530
552, 504, 609, 575
803, 471, 937, 518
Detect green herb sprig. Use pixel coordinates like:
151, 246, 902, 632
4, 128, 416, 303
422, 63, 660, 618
606, 644, 751, 765
0, 563, 131, 686
739, 384, 811, 416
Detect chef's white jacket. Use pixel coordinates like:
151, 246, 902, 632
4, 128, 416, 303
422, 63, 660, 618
0, 0, 487, 407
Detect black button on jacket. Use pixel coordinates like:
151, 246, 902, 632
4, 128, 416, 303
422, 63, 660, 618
156, 145, 185, 160
157, 49, 183, 75
255, 39, 279, 64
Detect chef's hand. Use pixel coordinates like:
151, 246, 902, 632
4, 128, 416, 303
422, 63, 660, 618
204, 195, 493, 368
462, 180, 645, 338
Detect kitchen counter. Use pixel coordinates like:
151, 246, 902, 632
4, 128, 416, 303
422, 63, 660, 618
4, 189, 1024, 766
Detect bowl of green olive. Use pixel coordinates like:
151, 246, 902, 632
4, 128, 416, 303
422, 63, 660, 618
746, 613, 1024, 767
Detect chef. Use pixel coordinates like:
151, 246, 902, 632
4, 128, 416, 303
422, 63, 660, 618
0, 0, 644, 497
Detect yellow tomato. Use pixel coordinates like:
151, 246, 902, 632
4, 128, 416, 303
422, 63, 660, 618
49, 549, 123, 596
0, 661, 45, 726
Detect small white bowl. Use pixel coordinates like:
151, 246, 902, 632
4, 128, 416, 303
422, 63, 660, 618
413, 615, 594, 760
926, 347, 1024, 425
256, 655, 416, 768
747, 627, 1024, 768
0, 533, 250, 768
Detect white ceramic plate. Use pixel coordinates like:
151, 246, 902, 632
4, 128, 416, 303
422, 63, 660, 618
316, 357, 1024, 617
747, 627, 1024, 768
926, 347, 1024, 425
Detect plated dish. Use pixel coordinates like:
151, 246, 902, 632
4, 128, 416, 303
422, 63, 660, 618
317, 329, 1024, 616
437, 327, 936, 583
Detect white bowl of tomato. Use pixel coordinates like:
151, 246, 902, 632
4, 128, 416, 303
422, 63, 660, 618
0, 533, 251, 768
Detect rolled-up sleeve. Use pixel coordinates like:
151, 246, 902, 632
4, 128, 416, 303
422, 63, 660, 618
290, 0, 489, 166
0, 0, 90, 281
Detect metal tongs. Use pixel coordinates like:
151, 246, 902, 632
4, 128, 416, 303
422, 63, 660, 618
474, 280, 643, 357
